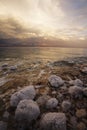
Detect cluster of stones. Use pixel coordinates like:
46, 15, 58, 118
1, 74, 87, 130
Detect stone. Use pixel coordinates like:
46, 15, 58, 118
81, 67, 87, 74
0, 121, 7, 130
69, 86, 83, 98
15, 100, 40, 124
40, 112, 66, 130
61, 100, 71, 112
83, 88, 87, 96
9, 65, 17, 71
76, 109, 87, 118
10, 86, 36, 107
69, 79, 83, 87
46, 98, 58, 109
3, 111, 9, 121
48, 75, 64, 88
77, 122, 86, 130
70, 116, 77, 129
36, 95, 50, 107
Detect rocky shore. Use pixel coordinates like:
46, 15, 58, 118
0, 57, 87, 130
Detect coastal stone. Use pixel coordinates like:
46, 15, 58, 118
83, 88, 87, 96
1, 63, 8, 68
15, 100, 40, 123
0, 121, 7, 130
48, 75, 64, 88
70, 116, 77, 128
40, 112, 66, 130
77, 122, 86, 130
69, 79, 83, 87
61, 100, 71, 112
10, 86, 36, 107
3, 111, 9, 121
46, 98, 58, 109
76, 109, 86, 118
69, 86, 83, 98
81, 67, 87, 74
36, 95, 50, 107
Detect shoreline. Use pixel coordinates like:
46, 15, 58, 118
0, 57, 87, 130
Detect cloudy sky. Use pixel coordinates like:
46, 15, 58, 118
0, 0, 87, 41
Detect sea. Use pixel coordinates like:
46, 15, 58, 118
0, 47, 87, 62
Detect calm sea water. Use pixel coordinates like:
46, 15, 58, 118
0, 47, 87, 62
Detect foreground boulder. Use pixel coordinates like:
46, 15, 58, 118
15, 100, 40, 125
10, 86, 36, 107
48, 75, 64, 88
40, 112, 66, 130
69, 86, 83, 98
46, 98, 58, 109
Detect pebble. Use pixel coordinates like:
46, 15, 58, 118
48, 75, 64, 88
40, 112, 66, 130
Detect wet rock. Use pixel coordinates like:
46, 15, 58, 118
48, 75, 64, 88
46, 98, 58, 109
69, 86, 83, 98
40, 112, 66, 130
61, 100, 71, 112
0, 121, 7, 130
83, 88, 87, 96
76, 109, 87, 118
77, 122, 86, 130
10, 86, 36, 107
36, 95, 50, 107
15, 100, 40, 125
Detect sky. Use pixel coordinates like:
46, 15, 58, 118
0, 0, 87, 43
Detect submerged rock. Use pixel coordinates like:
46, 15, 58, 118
40, 112, 66, 130
10, 86, 36, 107
61, 100, 71, 112
15, 100, 40, 125
46, 98, 58, 109
0, 121, 7, 130
48, 75, 64, 88
69, 86, 83, 98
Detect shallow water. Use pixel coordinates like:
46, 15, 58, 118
0, 47, 87, 62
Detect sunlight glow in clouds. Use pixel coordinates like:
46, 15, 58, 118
0, 0, 87, 40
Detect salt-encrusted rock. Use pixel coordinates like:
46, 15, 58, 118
40, 112, 66, 130
83, 88, 87, 96
0, 121, 7, 130
3, 111, 9, 121
36, 95, 50, 107
81, 67, 87, 74
69, 79, 83, 87
10, 86, 36, 107
61, 100, 71, 112
46, 98, 58, 109
69, 86, 83, 98
77, 122, 86, 130
15, 100, 40, 124
48, 75, 64, 88
76, 109, 87, 118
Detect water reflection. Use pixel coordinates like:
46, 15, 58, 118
0, 47, 87, 62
